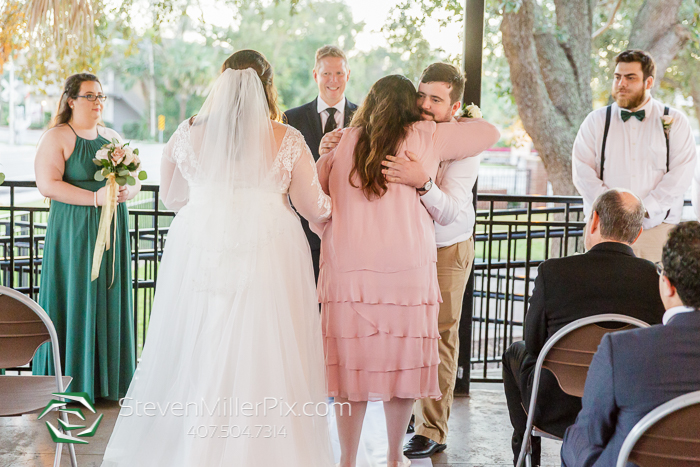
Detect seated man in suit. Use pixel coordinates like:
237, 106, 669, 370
284, 45, 358, 281
561, 221, 700, 466
502, 188, 666, 467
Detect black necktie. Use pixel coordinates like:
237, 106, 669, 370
323, 108, 337, 134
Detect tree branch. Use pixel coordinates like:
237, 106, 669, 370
592, 0, 624, 39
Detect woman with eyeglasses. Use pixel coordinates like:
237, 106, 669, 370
32, 73, 140, 402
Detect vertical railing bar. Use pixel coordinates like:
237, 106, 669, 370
505, 224, 513, 347
29, 213, 34, 300
133, 212, 140, 357
482, 200, 494, 379
523, 200, 533, 322
9, 185, 15, 288
564, 201, 571, 256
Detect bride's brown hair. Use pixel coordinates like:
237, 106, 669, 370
221, 50, 282, 122
349, 75, 422, 200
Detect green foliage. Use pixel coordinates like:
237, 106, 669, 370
214, 0, 362, 109
382, 0, 517, 129
121, 121, 150, 140
111, 0, 415, 141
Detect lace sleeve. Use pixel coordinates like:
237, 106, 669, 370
160, 120, 194, 211
285, 128, 332, 224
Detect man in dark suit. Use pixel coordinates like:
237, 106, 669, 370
502, 188, 666, 467
561, 221, 700, 466
284, 45, 358, 280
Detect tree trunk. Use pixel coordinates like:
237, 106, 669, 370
500, 0, 594, 195
629, 0, 691, 90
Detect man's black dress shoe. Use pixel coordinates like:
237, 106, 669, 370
406, 414, 415, 434
403, 434, 447, 459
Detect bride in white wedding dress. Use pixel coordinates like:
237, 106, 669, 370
101, 50, 334, 467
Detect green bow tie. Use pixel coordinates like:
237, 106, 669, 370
621, 109, 645, 122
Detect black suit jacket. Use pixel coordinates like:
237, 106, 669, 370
561, 311, 700, 466
520, 242, 665, 436
283, 97, 357, 251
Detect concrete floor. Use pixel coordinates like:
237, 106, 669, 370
0, 385, 562, 467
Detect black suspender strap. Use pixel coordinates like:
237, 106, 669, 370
664, 106, 670, 172
600, 105, 612, 182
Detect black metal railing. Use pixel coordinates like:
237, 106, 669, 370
0, 181, 174, 361
2, 181, 691, 385
463, 194, 586, 384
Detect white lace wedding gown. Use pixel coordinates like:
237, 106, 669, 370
101, 116, 334, 466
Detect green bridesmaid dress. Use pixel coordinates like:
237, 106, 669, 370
32, 125, 136, 402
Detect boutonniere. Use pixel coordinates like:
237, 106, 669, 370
661, 115, 674, 137
462, 102, 483, 119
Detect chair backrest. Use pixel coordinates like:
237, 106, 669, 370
535, 314, 650, 399
0, 290, 51, 369
543, 322, 640, 397
616, 390, 700, 467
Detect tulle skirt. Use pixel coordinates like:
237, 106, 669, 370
101, 189, 334, 467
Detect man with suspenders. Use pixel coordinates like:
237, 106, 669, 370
572, 49, 696, 262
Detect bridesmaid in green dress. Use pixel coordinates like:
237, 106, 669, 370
32, 73, 139, 401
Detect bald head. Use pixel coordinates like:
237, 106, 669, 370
591, 188, 645, 244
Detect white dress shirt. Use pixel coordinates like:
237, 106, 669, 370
572, 97, 697, 229
662, 305, 695, 325
420, 156, 480, 248
317, 96, 345, 131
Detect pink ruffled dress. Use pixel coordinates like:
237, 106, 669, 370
315, 119, 500, 402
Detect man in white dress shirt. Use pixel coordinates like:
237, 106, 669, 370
572, 49, 697, 262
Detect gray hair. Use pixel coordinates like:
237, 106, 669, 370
591, 188, 645, 244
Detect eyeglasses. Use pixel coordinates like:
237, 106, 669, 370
655, 261, 665, 276
76, 94, 108, 102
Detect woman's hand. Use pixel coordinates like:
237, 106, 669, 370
117, 185, 129, 203
95, 185, 128, 205
319, 128, 343, 156
95, 186, 108, 206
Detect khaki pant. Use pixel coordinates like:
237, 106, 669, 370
631, 223, 676, 263
415, 238, 475, 444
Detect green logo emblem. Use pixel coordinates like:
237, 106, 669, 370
39, 392, 103, 444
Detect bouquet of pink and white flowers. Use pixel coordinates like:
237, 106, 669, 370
93, 139, 147, 185
90, 139, 147, 283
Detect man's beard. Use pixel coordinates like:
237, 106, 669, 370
613, 86, 646, 110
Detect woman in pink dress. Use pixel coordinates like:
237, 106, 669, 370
315, 75, 500, 467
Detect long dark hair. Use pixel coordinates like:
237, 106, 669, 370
51, 73, 101, 128
349, 75, 421, 200
221, 50, 281, 122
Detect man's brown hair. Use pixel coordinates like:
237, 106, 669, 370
614, 49, 656, 81
314, 45, 348, 70
419, 63, 466, 105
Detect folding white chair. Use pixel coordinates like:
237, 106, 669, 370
0, 285, 77, 467
616, 389, 700, 467
516, 313, 650, 467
